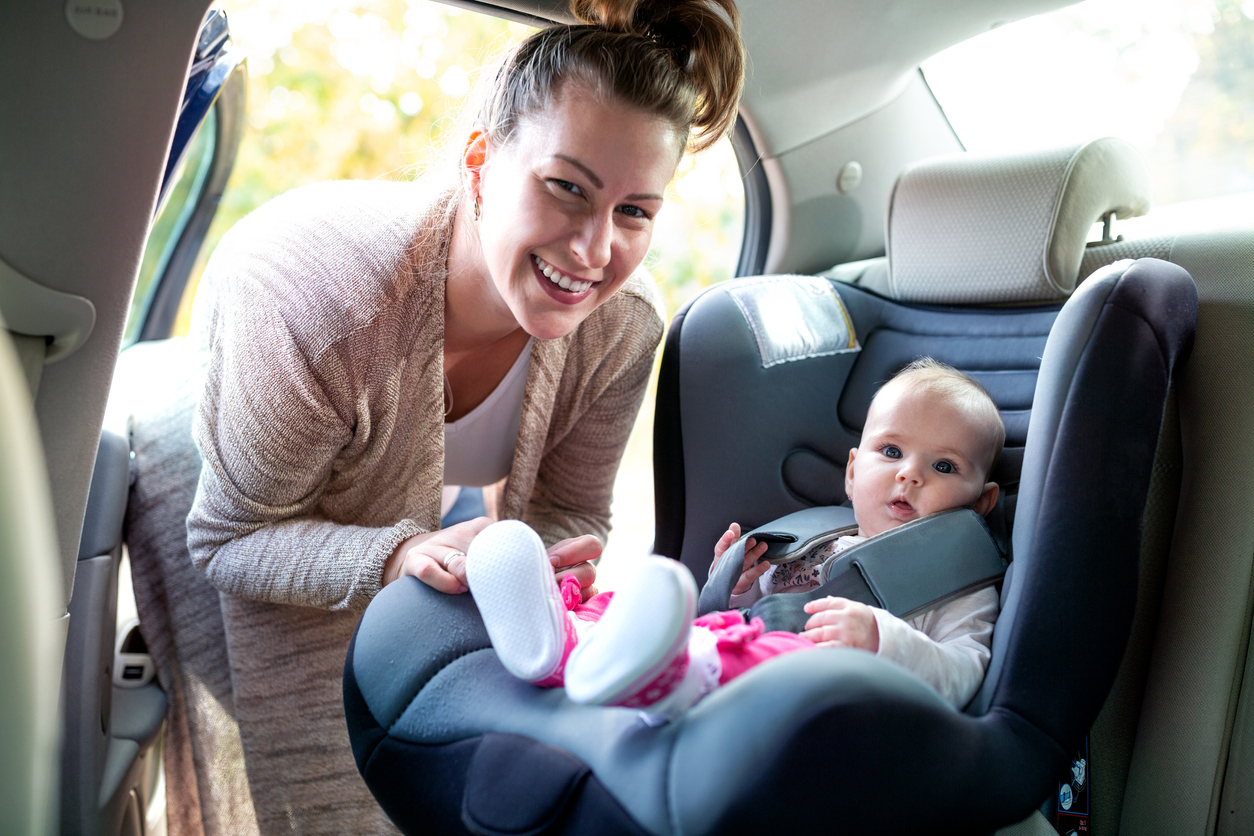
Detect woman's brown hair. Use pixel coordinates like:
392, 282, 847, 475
477, 0, 745, 155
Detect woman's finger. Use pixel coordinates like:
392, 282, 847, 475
443, 549, 469, 587
579, 584, 599, 602
413, 555, 468, 594
548, 534, 603, 568
556, 560, 597, 589
443, 516, 493, 550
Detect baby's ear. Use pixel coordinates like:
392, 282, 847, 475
844, 448, 858, 500
974, 482, 1000, 517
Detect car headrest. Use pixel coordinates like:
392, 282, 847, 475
886, 137, 1152, 304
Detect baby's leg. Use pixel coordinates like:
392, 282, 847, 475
466, 520, 588, 686
565, 557, 718, 719
694, 610, 815, 685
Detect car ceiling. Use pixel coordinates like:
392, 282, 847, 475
449, 0, 1076, 155
0, 0, 1075, 583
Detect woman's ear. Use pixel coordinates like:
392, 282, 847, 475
974, 482, 1000, 517
462, 129, 489, 195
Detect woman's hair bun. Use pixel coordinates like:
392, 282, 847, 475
569, 0, 745, 153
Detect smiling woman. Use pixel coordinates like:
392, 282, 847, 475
124, 0, 746, 832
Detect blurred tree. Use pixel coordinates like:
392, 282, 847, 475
1147, 0, 1254, 202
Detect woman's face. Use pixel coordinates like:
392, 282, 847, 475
467, 82, 682, 340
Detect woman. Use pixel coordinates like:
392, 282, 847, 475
176, 0, 745, 832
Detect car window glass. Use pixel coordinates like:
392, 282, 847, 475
124, 108, 217, 345
174, 0, 744, 581
922, 0, 1254, 237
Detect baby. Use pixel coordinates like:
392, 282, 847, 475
467, 358, 1005, 717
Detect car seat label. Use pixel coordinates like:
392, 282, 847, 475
1054, 736, 1089, 834
725, 275, 860, 368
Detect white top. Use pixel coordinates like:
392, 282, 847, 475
728, 533, 998, 709
443, 338, 534, 501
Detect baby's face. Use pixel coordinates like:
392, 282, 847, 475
845, 383, 997, 538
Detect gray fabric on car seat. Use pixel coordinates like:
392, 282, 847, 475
1116, 230, 1254, 836
354, 577, 952, 836
887, 138, 1152, 304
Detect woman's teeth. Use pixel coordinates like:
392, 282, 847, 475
534, 255, 592, 293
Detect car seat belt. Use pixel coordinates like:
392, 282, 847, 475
699, 508, 1008, 634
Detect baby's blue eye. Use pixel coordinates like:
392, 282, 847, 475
933, 460, 955, 474
882, 445, 901, 459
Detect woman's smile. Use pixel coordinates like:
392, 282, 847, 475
531, 254, 596, 303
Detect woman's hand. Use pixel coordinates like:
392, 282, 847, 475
799, 596, 880, 651
383, 516, 494, 594
547, 534, 602, 601
713, 522, 770, 595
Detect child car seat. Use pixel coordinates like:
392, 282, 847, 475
343, 139, 1197, 835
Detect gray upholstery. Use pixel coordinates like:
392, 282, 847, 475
887, 138, 1152, 304
353, 576, 956, 836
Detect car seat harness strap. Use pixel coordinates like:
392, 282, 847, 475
699, 508, 1008, 634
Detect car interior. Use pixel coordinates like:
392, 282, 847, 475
1, 0, 1251, 834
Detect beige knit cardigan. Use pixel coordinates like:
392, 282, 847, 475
124, 180, 664, 835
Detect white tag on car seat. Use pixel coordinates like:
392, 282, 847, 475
726, 275, 859, 368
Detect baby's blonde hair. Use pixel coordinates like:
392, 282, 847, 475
878, 357, 1006, 476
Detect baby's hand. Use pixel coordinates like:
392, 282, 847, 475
713, 522, 771, 595
800, 597, 880, 651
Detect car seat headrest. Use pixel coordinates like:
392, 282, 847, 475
886, 137, 1152, 304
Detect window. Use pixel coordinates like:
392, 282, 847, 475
922, 0, 1254, 236
125, 109, 217, 345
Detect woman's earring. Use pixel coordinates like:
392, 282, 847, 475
473, 196, 481, 222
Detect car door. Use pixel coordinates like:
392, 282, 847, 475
60, 10, 245, 836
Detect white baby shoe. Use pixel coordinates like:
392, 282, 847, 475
564, 556, 697, 707
466, 520, 570, 683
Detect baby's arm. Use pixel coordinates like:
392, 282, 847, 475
869, 588, 998, 709
799, 597, 880, 651
798, 589, 997, 708
713, 523, 771, 599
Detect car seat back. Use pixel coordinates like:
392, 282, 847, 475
655, 138, 1153, 580
344, 140, 1197, 835
651, 138, 1199, 828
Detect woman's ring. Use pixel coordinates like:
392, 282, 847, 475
443, 550, 466, 569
